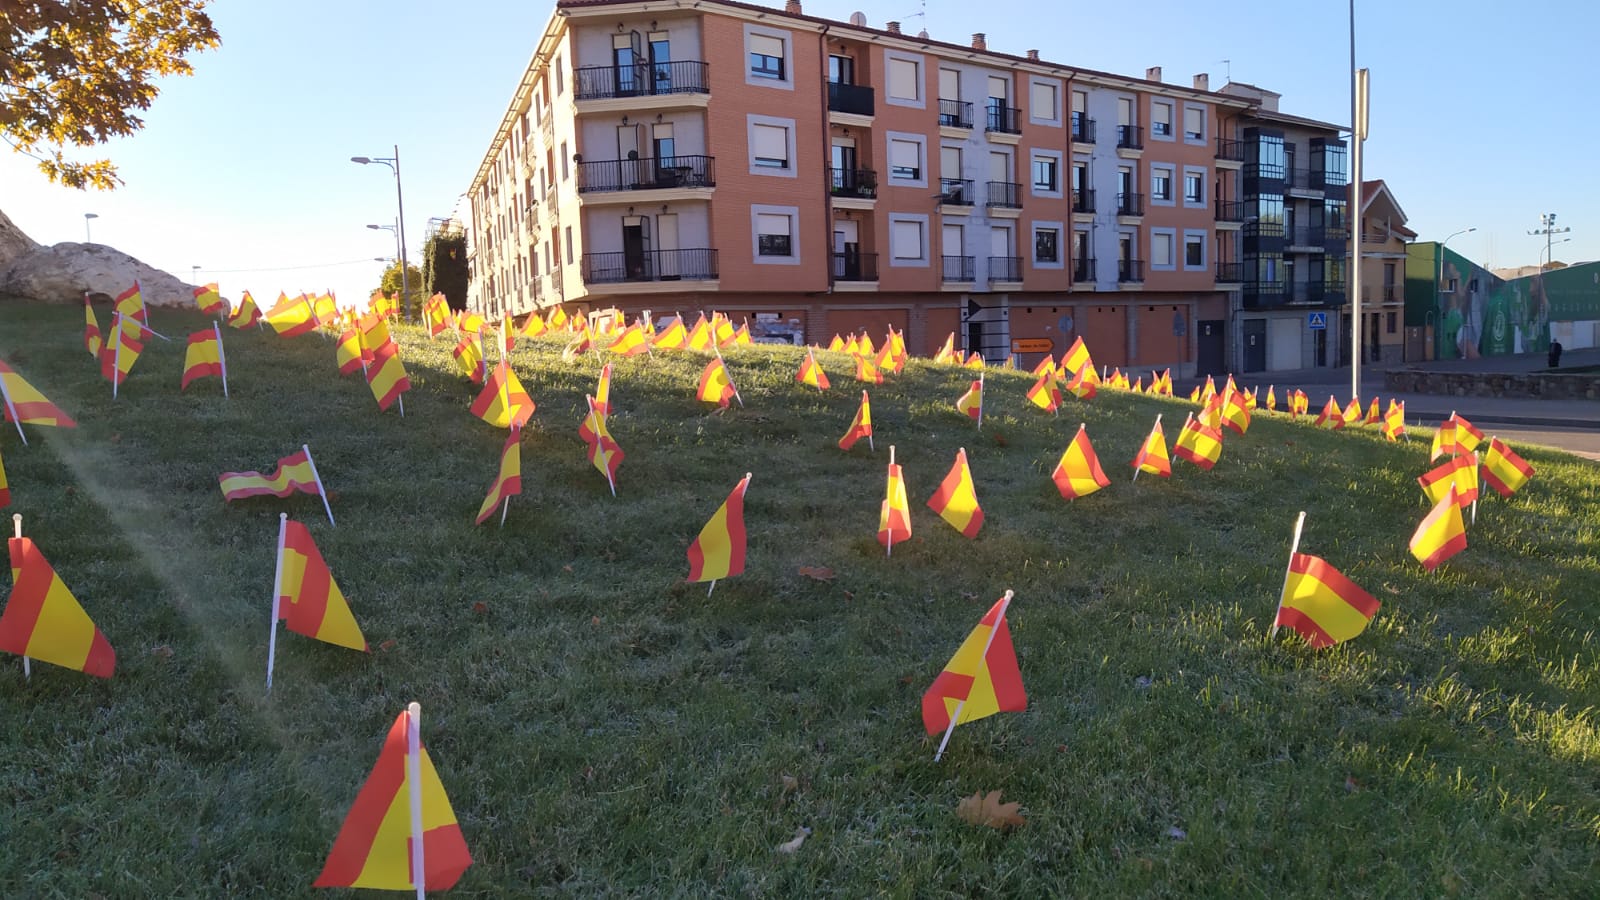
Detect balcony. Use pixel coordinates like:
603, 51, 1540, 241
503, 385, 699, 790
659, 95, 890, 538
985, 180, 1022, 210
1071, 189, 1096, 214
1116, 192, 1146, 217
1282, 280, 1345, 304
827, 82, 875, 117
1285, 168, 1323, 195
942, 255, 975, 282
574, 60, 709, 101
986, 105, 1022, 135
1116, 124, 1144, 150
989, 256, 1023, 282
1072, 258, 1096, 283
1118, 258, 1145, 284
1362, 284, 1402, 304
1215, 138, 1247, 163
938, 99, 973, 129
832, 251, 879, 283
1215, 262, 1245, 283
938, 178, 974, 206
575, 155, 715, 193
581, 248, 718, 284
1071, 113, 1096, 145
1216, 200, 1247, 223
828, 167, 878, 200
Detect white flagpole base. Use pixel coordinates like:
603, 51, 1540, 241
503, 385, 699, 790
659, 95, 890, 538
934, 698, 966, 762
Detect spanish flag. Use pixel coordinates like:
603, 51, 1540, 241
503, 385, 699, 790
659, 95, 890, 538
592, 362, 614, 416
1053, 424, 1111, 499
100, 314, 153, 387
228, 291, 262, 329
545, 305, 568, 330
584, 397, 625, 496
180, 326, 225, 393
453, 333, 486, 384
265, 293, 317, 337
1060, 336, 1091, 375
1341, 397, 1363, 426
365, 339, 411, 412
854, 353, 884, 385
335, 327, 364, 376
458, 311, 487, 335
470, 361, 535, 430
1364, 397, 1382, 425
1274, 530, 1379, 648
1481, 438, 1534, 498
687, 473, 752, 584
1221, 389, 1251, 435
842, 334, 861, 356
516, 308, 546, 339
1064, 366, 1098, 400
609, 322, 650, 357
652, 315, 688, 350
963, 350, 985, 370
877, 449, 912, 552
83, 296, 103, 358
839, 390, 873, 451
1418, 454, 1479, 508
1291, 389, 1309, 418
476, 430, 523, 525
1313, 396, 1344, 429
313, 704, 473, 891
276, 520, 366, 651
115, 280, 147, 324
1173, 413, 1224, 471
1131, 416, 1171, 479
933, 332, 958, 364
927, 448, 983, 538
1449, 413, 1485, 453
697, 358, 737, 408
0, 535, 115, 677
1429, 419, 1459, 461
1025, 371, 1061, 413
219, 448, 323, 502
855, 331, 875, 358
0, 360, 78, 430
732, 321, 752, 345
797, 349, 830, 391
922, 591, 1025, 760
1265, 385, 1277, 413
423, 294, 452, 337
1410, 483, 1467, 572
685, 315, 714, 351
1382, 400, 1407, 442
955, 374, 984, 424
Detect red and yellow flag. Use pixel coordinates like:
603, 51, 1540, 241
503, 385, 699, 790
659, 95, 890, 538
365, 339, 411, 411
583, 396, 625, 494
955, 376, 983, 422
265, 293, 317, 337
219, 449, 321, 501
712, 314, 737, 347
933, 332, 958, 364
100, 314, 153, 386
0, 536, 115, 677
609, 322, 650, 357
423, 294, 452, 337
1290, 389, 1309, 417
114, 280, 146, 324
921, 592, 1025, 734
314, 706, 472, 891
1313, 396, 1344, 429
82, 296, 103, 358
277, 521, 366, 650
0, 360, 77, 429
652, 315, 687, 350
1052, 424, 1111, 499
1450, 414, 1485, 453
1418, 454, 1479, 508
0, 447, 8, 508
1221, 389, 1251, 436
335, 327, 364, 376
1410, 484, 1468, 572
476, 430, 523, 525
458, 310, 487, 335
560, 333, 593, 361
732, 321, 752, 345
684, 315, 713, 351
470, 361, 535, 430
697, 358, 737, 408
545, 306, 568, 331
1265, 385, 1277, 413
1064, 366, 1098, 400
1383, 400, 1407, 442
591, 362, 614, 416
452, 333, 486, 384
181, 328, 224, 391
1025, 371, 1061, 413
687, 473, 752, 583
228, 291, 262, 329
1060, 336, 1091, 375
854, 353, 884, 385
963, 350, 985, 370
1364, 397, 1382, 425
1132, 417, 1172, 478
1341, 397, 1363, 426
855, 331, 876, 358
1429, 419, 1459, 461
1173, 413, 1224, 471
927, 448, 983, 538
797, 350, 830, 390
1275, 552, 1380, 648
839, 390, 873, 451
1481, 438, 1534, 498
877, 454, 912, 549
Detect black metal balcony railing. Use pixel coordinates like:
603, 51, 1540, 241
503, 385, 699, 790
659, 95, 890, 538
827, 82, 875, 117
574, 60, 710, 101
1361, 284, 1402, 304
1072, 258, 1096, 282
1284, 280, 1346, 304
828, 167, 878, 199
938, 178, 974, 205
942, 255, 976, 282
1215, 138, 1247, 162
938, 98, 973, 129
986, 181, 1022, 209
1215, 200, 1247, 222
832, 251, 879, 282
988, 256, 1023, 282
1285, 226, 1341, 248
1071, 113, 1096, 144
1215, 262, 1245, 283
582, 248, 718, 284
1116, 192, 1146, 216
1117, 124, 1144, 150
1071, 188, 1096, 213
986, 104, 1022, 134
1118, 258, 1145, 283
1243, 162, 1286, 181
575, 155, 715, 193
1243, 220, 1286, 240
1285, 168, 1323, 192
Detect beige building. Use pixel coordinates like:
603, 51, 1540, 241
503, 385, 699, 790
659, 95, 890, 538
1354, 179, 1413, 364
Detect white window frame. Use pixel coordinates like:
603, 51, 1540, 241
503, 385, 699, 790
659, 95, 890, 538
1028, 77, 1061, 127
1183, 103, 1206, 144
751, 204, 801, 266
885, 131, 928, 188
888, 213, 930, 267
1030, 149, 1063, 198
1151, 100, 1174, 140
747, 114, 798, 178
744, 24, 794, 91
1150, 227, 1177, 271
1182, 166, 1207, 208
1150, 164, 1175, 206
884, 50, 926, 108
1032, 220, 1064, 269
1182, 229, 1207, 271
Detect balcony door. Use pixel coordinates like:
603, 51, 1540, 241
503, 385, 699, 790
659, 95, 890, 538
656, 213, 679, 280
986, 75, 1008, 128
612, 32, 645, 97
622, 215, 652, 281
832, 141, 857, 193
649, 31, 672, 93
833, 221, 859, 280
990, 226, 1012, 280
617, 124, 645, 189
828, 54, 854, 85
653, 123, 677, 184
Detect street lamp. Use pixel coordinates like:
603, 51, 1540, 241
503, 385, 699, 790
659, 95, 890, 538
1434, 227, 1476, 360
352, 147, 410, 320
191, 265, 200, 286
1539, 237, 1572, 270
367, 221, 401, 268
84, 213, 98, 243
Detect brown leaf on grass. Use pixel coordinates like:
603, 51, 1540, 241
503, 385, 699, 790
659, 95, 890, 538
1345, 776, 1361, 793
779, 775, 798, 795
110, 433, 121, 443
471, 601, 489, 614
150, 644, 174, 658
776, 826, 811, 853
562, 564, 574, 573
798, 566, 834, 582
992, 432, 1009, 447
955, 790, 1027, 831
591, 616, 601, 626
378, 639, 398, 652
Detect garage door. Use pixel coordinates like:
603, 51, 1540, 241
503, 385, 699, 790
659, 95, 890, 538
1268, 318, 1302, 371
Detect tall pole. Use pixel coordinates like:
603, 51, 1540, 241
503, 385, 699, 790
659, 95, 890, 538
394, 145, 411, 322
1348, 0, 1366, 401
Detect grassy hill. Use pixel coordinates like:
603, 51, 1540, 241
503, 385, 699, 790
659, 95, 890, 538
1, 300, 1598, 897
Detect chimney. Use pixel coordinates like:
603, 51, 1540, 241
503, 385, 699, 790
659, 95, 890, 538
1146, 66, 1162, 82
1193, 73, 1209, 91
1026, 49, 1039, 61
784, 0, 801, 13
886, 20, 900, 34
971, 33, 987, 51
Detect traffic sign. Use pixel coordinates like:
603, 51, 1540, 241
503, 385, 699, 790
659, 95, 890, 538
1011, 338, 1054, 353
1308, 312, 1327, 330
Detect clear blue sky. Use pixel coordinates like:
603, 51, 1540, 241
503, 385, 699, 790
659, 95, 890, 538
5, 0, 1597, 306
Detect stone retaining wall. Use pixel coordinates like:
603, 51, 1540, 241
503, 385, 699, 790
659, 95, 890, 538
1385, 368, 1600, 400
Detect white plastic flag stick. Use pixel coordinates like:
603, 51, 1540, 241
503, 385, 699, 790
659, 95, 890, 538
13, 515, 29, 679
1471, 451, 1479, 525
885, 445, 896, 558
301, 444, 336, 527
406, 701, 427, 900
715, 343, 744, 408
397, 393, 406, 418
708, 579, 717, 597
976, 371, 985, 429
266, 513, 287, 691
934, 589, 1015, 762
1270, 511, 1308, 640
0, 375, 26, 445
111, 312, 123, 400
500, 496, 511, 528
213, 322, 229, 398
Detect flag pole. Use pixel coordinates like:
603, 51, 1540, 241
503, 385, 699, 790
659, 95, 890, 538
715, 343, 744, 408
13, 514, 29, 679
0, 374, 27, 445
886, 445, 896, 558
977, 371, 984, 429
112, 312, 123, 400
302, 444, 336, 527
1471, 451, 1479, 525
266, 513, 287, 691
214, 322, 229, 399
406, 701, 427, 900
935, 589, 1015, 762
397, 393, 406, 418
1270, 511, 1308, 640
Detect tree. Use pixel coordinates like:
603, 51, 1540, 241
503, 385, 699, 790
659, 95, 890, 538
423, 229, 469, 311
375, 261, 424, 316
1, 1, 220, 189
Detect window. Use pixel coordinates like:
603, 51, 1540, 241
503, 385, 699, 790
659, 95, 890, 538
564, 226, 574, 261
750, 33, 785, 80
555, 54, 564, 95
888, 56, 921, 102
829, 54, 853, 85
560, 142, 569, 180
889, 137, 922, 180
1030, 80, 1059, 124
1386, 312, 1398, 334
1152, 101, 1173, 137
752, 122, 790, 170
890, 217, 926, 262
1151, 231, 1173, 267
1184, 232, 1204, 268
756, 213, 792, 257
1183, 105, 1204, 141
1032, 155, 1058, 192
1151, 167, 1172, 202
1184, 171, 1204, 204
1035, 227, 1059, 263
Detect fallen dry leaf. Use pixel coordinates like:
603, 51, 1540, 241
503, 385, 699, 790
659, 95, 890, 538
797, 565, 835, 582
378, 639, 398, 652
776, 826, 811, 854
779, 775, 798, 795
992, 432, 1009, 447
471, 601, 489, 614
150, 645, 174, 659
562, 564, 574, 573
956, 790, 1027, 831
591, 616, 601, 626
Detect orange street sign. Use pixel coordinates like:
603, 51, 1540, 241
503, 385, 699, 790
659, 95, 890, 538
1011, 338, 1054, 353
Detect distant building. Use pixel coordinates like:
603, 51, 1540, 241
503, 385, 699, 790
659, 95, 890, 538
1355, 179, 1413, 365
1406, 247, 1600, 359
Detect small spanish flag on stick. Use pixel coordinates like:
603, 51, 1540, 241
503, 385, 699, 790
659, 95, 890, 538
878, 446, 912, 556
1, 514, 116, 680
1271, 511, 1379, 649
927, 448, 983, 538
265, 514, 368, 691
687, 473, 752, 597
923, 590, 1025, 762
180, 324, 228, 396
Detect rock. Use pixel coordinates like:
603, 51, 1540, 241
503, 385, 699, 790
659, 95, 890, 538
3, 241, 197, 306
0, 208, 40, 272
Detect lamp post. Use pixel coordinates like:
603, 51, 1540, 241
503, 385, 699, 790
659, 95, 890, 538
84, 213, 98, 243
1539, 236, 1571, 271
352, 146, 410, 320
1528, 213, 1573, 275
191, 265, 200, 286
1435, 227, 1476, 360
367, 221, 401, 268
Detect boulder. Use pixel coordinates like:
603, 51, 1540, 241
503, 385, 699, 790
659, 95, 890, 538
0, 208, 40, 272
3, 241, 197, 306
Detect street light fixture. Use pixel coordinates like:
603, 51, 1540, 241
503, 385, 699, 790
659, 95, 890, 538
1539, 237, 1572, 270
352, 148, 410, 320
84, 213, 99, 243
1434, 227, 1476, 360
191, 265, 200, 285
367, 221, 401, 268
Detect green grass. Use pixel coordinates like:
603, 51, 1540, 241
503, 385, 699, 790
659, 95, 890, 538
2, 300, 1599, 898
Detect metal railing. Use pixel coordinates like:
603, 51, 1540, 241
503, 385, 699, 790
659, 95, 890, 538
832, 251, 878, 282
986, 104, 1022, 134
1071, 113, 1096, 143
938, 99, 973, 128
828, 167, 878, 199
574, 60, 709, 100
1072, 258, 1096, 282
1116, 192, 1146, 216
1117, 124, 1144, 149
1215, 262, 1245, 282
1118, 258, 1145, 283
1284, 280, 1346, 303
575, 155, 715, 193
938, 178, 974, 206
1216, 200, 1247, 222
942, 255, 975, 282
988, 256, 1023, 282
1215, 138, 1247, 162
986, 181, 1022, 209
581, 248, 718, 284
1071, 188, 1096, 213
828, 82, 875, 116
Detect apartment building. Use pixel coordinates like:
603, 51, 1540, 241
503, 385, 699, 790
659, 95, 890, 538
464, 0, 1345, 375
1355, 179, 1413, 365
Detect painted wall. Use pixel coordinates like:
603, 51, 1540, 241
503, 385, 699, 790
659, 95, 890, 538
1407, 243, 1600, 358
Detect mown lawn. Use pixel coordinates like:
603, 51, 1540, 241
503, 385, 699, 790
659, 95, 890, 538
1, 300, 1598, 898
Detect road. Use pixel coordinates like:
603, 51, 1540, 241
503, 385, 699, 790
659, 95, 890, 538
1485, 426, 1600, 462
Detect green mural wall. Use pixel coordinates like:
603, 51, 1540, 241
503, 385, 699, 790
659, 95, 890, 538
1406, 243, 1600, 359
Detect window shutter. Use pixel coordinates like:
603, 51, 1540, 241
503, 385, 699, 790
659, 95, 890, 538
890, 139, 919, 171
756, 213, 789, 237
889, 58, 920, 100
892, 221, 922, 258
752, 124, 787, 162
750, 34, 785, 58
